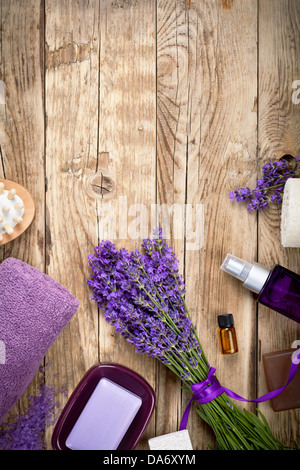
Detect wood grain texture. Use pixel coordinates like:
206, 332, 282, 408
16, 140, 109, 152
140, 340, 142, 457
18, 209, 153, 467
0, 0, 299, 452
97, 0, 157, 449
44, 0, 100, 447
0, 0, 45, 420
156, 0, 189, 439
258, 0, 300, 446
187, 0, 259, 448
157, 0, 258, 450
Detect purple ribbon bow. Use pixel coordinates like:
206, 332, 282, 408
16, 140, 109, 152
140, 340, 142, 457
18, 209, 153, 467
180, 348, 300, 431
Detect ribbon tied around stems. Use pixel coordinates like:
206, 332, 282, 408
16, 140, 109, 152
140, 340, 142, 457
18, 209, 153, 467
180, 347, 300, 431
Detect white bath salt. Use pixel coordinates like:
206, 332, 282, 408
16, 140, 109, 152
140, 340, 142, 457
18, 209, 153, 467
281, 178, 300, 248
0, 186, 24, 236
148, 430, 193, 450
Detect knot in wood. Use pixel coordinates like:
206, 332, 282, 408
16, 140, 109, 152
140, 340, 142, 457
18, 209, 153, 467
85, 170, 116, 200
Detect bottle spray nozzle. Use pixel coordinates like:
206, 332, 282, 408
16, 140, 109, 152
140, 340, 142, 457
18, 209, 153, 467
220, 254, 270, 294
220, 254, 252, 283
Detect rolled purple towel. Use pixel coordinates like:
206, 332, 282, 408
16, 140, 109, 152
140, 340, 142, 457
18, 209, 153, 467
0, 258, 79, 425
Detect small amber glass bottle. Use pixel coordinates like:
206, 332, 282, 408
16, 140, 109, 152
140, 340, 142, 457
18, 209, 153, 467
218, 314, 238, 355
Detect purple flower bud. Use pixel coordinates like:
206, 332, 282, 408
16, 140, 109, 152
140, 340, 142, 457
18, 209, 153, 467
229, 158, 300, 211
87, 229, 202, 367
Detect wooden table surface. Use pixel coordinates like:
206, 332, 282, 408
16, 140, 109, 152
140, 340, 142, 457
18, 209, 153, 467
0, 0, 300, 451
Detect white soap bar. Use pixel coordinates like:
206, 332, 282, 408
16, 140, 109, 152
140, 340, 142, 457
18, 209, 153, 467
281, 178, 300, 247
148, 430, 193, 450
66, 378, 142, 450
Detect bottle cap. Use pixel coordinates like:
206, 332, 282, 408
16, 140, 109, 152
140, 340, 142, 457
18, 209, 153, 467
220, 254, 270, 294
218, 314, 234, 328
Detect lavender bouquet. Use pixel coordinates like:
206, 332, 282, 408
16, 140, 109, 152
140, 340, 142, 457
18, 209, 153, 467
229, 156, 300, 211
87, 228, 291, 450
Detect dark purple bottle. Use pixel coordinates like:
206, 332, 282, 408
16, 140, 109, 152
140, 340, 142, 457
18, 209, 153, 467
221, 254, 300, 324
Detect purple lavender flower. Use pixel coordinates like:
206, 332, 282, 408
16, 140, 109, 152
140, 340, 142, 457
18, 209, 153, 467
0, 384, 63, 450
229, 157, 300, 211
87, 229, 292, 451
87, 228, 202, 373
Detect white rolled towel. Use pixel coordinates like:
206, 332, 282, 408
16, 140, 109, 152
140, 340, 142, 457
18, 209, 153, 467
281, 178, 300, 247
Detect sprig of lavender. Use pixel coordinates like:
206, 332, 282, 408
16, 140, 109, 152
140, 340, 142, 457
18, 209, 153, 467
229, 157, 300, 211
88, 229, 200, 368
0, 383, 64, 450
0, 364, 67, 450
87, 228, 293, 450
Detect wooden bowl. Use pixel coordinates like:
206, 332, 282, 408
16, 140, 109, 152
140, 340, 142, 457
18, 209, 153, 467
0, 179, 35, 246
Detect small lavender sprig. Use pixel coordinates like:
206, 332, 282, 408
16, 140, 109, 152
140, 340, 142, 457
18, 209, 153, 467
0, 384, 63, 450
229, 157, 300, 211
87, 228, 293, 450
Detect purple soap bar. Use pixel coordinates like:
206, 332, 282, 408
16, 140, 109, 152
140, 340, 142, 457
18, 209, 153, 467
51, 363, 156, 450
66, 378, 142, 450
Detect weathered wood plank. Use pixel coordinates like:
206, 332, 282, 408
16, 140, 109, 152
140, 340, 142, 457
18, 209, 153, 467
0, 0, 299, 452
0, 0, 45, 419
97, 0, 157, 449
156, 0, 190, 439
44, 0, 100, 448
190, 0, 258, 407
156, 0, 258, 450
258, 0, 300, 447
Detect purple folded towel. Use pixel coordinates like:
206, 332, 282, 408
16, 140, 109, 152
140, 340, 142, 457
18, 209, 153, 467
0, 258, 79, 425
